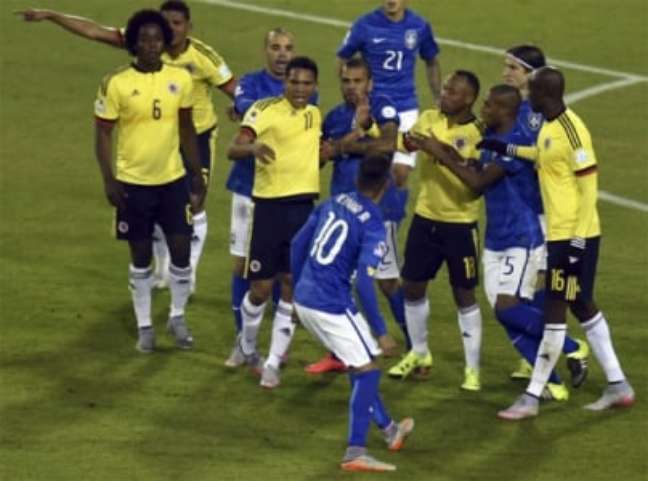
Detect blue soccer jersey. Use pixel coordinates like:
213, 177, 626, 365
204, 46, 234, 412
226, 69, 318, 196
293, 192, 387, 315
337, 8, 439, 112
322, 94, 405, 222
481, 126, 544, 251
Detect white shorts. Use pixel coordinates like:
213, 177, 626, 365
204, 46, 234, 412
229, 192, 253, 257
393, 109, 419, 168
374, 220, 400, 280
295, 303, 381, 368
483, 246, 545, 308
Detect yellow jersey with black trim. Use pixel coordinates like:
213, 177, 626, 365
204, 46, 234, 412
162, 37, 233, 133
94, 63, 193, 186
536, 108, 601, 240
241, 97, 321, 199
408, 109, 483, 223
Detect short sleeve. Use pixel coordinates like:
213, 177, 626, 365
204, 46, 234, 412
358, 219, 387, 271
337, 21, 364, 59
569, 127, 597, 172
371, 96, 400, 127
234, 74, 258, 115
94, 76, 119, 120
240, 101, 271, 137
200, 47, 234, 87
419, 22, 440, 61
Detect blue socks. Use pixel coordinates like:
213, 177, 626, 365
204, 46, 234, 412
348, 370, 383, 447
231, 275, 249, 333
386, 288, 411, 350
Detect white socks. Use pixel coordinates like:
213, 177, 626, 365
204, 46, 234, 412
265, 300, 296, 370
527, 324, 566, 397
129, 265, 153, 328
190, 211, 208, 290
582, 312, 626, 383
240, 292, 267, 355
458, 305, 482, 370
169, 264, 192, 318
405, 298, 430, 356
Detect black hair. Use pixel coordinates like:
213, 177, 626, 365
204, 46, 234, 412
160, 0, 191, 20
357, 153, 392, 192
506, 45, 546, 72
124, 9, 173, 56
285, 56, 319, 80
454, 70, 480, 97
342, 57, 372, 79
489, 84, 522, 113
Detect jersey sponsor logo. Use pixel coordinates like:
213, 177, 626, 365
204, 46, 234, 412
168, 82, 180, 94
381, 106, 397, 119
574, 148, 589, 164
372, 37, 387, 44
528, 112, 543, 131
250, 259, 262, 273
117, 221, 129, 234
404, 29, 418, 50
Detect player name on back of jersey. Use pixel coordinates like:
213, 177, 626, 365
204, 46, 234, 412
335, 193, 372, 223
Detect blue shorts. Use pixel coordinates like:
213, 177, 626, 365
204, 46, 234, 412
114, 177, 192, 241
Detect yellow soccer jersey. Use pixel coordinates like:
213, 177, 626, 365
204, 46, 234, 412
407, 109, 483, 223
162, 37, 233, 133
536, 109, 601, 241
94, 63, 193, 186
241, 97, 321, 199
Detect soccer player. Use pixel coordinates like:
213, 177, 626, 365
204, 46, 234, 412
411, 84, 589, 400
337, 0, 441, 190
292, 154, 414, 472
226, 57, 321, 388
224, 28, 318, 368
94, 9, 205, 352
498, 67, 635, 420
387, 71, 484, 391
305, 58, 409, 374
17, 1, 236, 293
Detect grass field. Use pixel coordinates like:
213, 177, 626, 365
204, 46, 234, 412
1, 1, 647, 480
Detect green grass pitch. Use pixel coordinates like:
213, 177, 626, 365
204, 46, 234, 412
1, 1, 647, 480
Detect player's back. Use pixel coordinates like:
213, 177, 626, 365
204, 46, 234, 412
294, 192, 386, 314
481, 126, 544, 250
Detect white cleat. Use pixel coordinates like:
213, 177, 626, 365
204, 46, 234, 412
260, 364, 281, 389
584, 382, 635, 411
497, 393, 539, 421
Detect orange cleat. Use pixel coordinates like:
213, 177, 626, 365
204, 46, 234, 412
304, 352, 347, 374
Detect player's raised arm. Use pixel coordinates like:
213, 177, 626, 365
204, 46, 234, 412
425, 57, 442, 103
15, 8, 123, 47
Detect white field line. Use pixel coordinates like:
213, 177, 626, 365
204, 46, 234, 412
199, 0, 648, 213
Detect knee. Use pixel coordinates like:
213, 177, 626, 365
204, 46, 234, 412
232, 256, 246, 276
494, 294, 518, 312
403, 280, 426, 302
453, 287, 476, 309
570, 300, 598, 322
249, 282, 272, 305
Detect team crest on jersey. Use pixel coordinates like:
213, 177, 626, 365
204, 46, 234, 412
168, 82, 180, 94
453, 137, 467, 150
250, 260, 262, 273
117, 221, 129, 234
528, 112, 543, 131
381, 106, 397, 119
544, 138, 551, 150
404, 29, 418, 50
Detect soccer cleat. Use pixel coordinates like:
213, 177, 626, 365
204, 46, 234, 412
237, 339, 265, 375
497, 393, 540, 420
260, 364, 281, 389
387, 351, 433, 379
541, 382, 569, 401
461, 367, 481, 391
584, 382, 635, 411
135, 326, 155, 353
386, 418, 415, 452
304, 352, 347, 374
224, 336, 246, 368
566, 338, 589, 388
340, 454, 396, 472
167, 315, 194, 350
510, 358, 533, 381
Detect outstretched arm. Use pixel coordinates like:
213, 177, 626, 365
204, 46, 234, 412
15, 8, 122, 47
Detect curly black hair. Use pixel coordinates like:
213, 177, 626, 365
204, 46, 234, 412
124, 9, 173, 56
